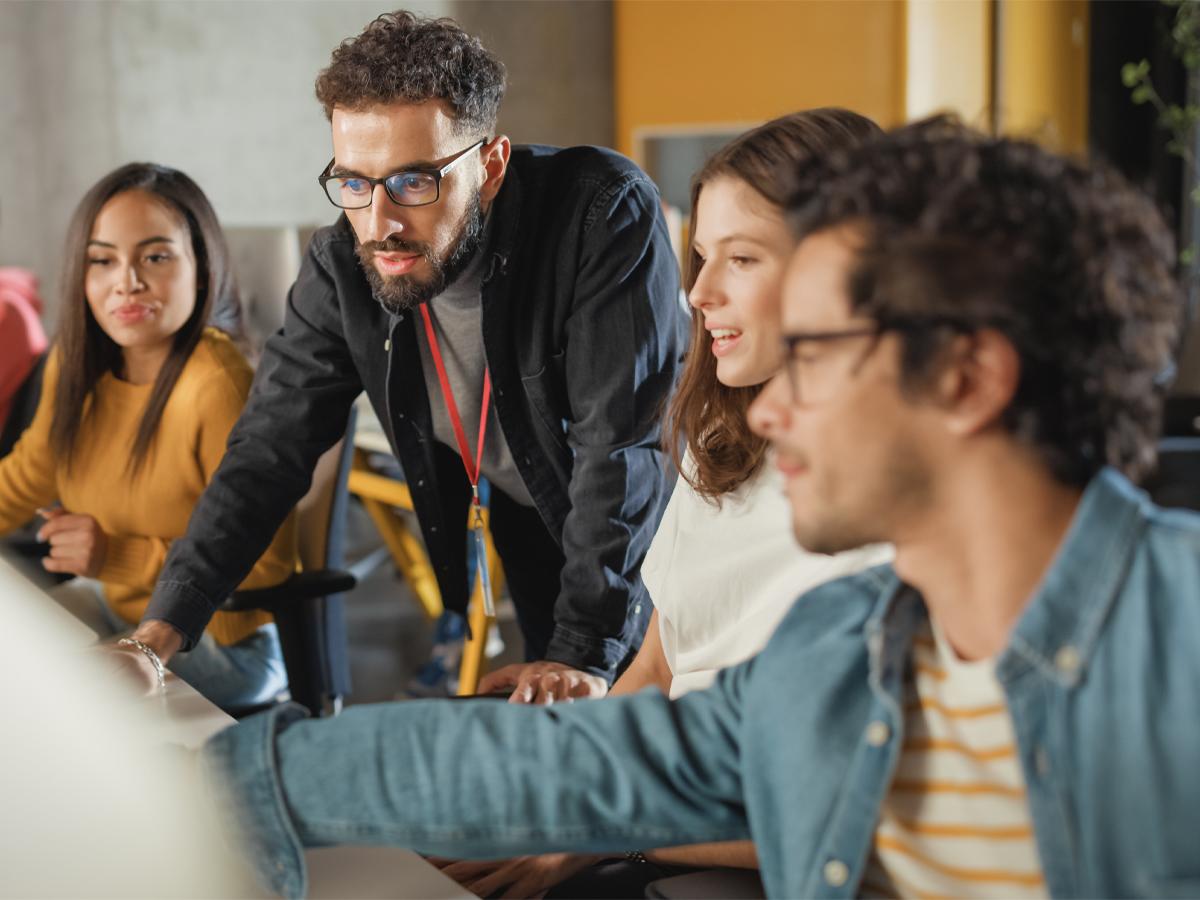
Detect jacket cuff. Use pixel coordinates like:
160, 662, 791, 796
201, 703, 312, 899
545, 625, 630, 683
144, 580, 216, 651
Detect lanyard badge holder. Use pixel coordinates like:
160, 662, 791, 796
420, 304, 496, 617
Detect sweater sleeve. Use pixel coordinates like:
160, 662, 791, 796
0, 351, 59, 534
194, 362, 298, 591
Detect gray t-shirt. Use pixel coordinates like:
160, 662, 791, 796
415, 239, 535, 508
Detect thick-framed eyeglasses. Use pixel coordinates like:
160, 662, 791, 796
779, 317, 973, 406
779, 325, 883, 407
318, 138, 487, 210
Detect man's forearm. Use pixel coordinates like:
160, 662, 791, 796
203, 689, 749, 897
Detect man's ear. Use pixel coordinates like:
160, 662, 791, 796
936, 328, 1020, 437
479, 135, 511, 208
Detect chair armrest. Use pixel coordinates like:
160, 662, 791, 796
222, 570, 357, 613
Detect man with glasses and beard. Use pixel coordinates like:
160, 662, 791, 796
124, 11, 686, 702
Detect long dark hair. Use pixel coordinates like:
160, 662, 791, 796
664, 108, 882, 502
51, 163, 243, 476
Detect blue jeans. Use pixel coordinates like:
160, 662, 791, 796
50, 578, 287, 712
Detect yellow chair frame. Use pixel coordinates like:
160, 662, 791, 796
347, 449, 504, 695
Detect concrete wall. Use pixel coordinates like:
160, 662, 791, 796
0, 0, 613, 324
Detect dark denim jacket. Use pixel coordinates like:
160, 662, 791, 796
207, 469, 1200, 898
148, 145, 686, 678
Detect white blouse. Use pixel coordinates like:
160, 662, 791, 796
642, 455, 891, 698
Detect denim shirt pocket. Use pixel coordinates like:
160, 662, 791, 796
521, 350, 570, 453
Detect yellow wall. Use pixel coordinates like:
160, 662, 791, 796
996, 0, 1089, 153
614, 0, 907, 159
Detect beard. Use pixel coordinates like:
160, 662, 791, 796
356, 193, 486, 315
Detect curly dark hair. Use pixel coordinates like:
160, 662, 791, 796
790, 115, 1183, 486
314, 10, 506, 133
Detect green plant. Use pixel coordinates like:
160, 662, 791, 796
1123, 0, 1200, 213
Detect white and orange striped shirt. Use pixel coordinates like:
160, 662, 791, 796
860, 620, 1047, 899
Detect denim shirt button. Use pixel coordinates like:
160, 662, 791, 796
1055, 645, 1081, 675
1035, 746, 1051, 777
823, 859, 850, 887
865, 720, 891, 747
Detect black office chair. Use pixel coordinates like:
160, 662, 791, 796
222, 405, 358, 716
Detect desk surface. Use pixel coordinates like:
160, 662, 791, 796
0, 543, 473, 900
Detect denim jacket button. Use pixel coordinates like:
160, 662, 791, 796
823, 859, 849, 887
1055, 645, 1081, 675
865, 720, 891, 747
1035, 746, 1051, 777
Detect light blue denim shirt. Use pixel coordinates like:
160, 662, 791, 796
204, 468, 1200, 898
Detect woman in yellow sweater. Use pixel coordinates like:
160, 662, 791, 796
0, 162, 296, 711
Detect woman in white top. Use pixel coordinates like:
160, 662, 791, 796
439, 109, 889, 898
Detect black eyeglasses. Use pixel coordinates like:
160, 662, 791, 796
779, 317, 973, 406
318, 138, 487, 210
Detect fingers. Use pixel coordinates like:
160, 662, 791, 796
40, 526, 95, 577
479, 663, 525, 695
435, 859, 519, 897
465, 862, 522, 898
567, 674, 602, 699
42, 556, 84, 578
436, 859, 494, 880
509, 671, 539, 704
532, 672, 566, 705
37, 513, 91, 542
504, 874, 551, 899
46, 530, 92, 551
502, 855, 580, 899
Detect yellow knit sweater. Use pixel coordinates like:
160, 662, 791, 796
0, 328, 296, 645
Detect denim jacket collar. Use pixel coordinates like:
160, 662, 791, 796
866, 467, 1147, 693
998, 467, 1147, 688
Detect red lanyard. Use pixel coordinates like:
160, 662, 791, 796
418, 303, 492, 504
418, 304, 497, 616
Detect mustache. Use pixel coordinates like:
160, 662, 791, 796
360, 236, 431, 258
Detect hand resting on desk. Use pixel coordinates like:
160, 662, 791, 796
479, 660, 608, 705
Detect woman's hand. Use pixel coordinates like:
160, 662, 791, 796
102, 643, 164, 697
431, 853, 599, 899
37, 507, 108, 578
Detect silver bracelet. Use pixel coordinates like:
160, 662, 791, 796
624, 850, 649, 865
117, 637, 166, 690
